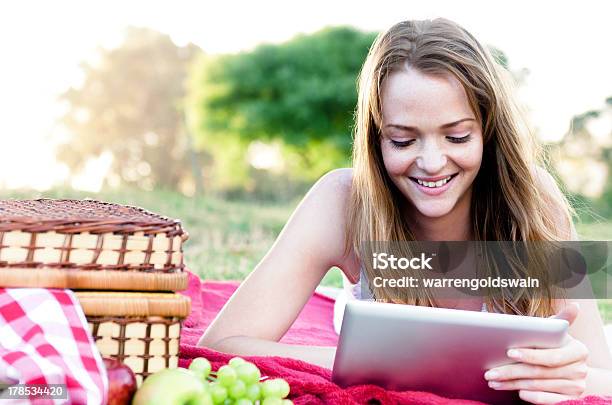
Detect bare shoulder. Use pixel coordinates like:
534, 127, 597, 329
303, 168, 353, 219
315, 168, 353, 194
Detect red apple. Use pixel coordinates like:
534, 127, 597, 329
103, 357, 137, 405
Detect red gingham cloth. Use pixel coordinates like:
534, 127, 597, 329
0, 288, 107, 404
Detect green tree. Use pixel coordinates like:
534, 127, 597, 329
187, 27, 377, 188
59, 27, 203, 191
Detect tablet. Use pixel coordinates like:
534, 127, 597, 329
332, 300, 568, 404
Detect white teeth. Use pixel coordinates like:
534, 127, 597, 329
416, 176, 452, 188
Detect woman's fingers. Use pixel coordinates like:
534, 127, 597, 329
488, 378, 586, 396
519, 390, 578, 405
482, 304, 589, 404
485, 361, 588, 381
506, 339, 588, 367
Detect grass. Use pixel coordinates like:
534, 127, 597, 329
2, 187, 611, 322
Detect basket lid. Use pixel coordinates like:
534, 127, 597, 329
75, 291, 191, 318
0, 199, 186, 237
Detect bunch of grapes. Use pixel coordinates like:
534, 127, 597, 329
189, 356, 293, 405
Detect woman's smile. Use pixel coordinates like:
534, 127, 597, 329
408, 173, 459, 196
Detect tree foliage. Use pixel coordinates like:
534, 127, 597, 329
188, 27, 377, 184
58, 27, 202, 190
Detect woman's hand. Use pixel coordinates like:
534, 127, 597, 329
484, 303, 590, 404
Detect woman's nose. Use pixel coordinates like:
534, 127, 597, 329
415, 142, 448, 174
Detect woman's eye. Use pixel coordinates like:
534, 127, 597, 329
390, 139, 415, 148
446, 133, 471, 143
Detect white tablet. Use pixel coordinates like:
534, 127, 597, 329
332, 300, 568, 404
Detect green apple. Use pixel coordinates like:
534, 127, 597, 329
132, 368, 210, 405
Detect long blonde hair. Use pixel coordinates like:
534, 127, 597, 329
346, 18, 572, 316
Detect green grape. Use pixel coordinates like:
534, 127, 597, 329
261, 380, 280, 398
189, 357, 212, 379
217, 365, 238, 387
281, 400, 293, 405
228, 379, 247, 399
276, 379, 290, 398
261, 398, 283, 405
235, 363, 261, 385
245, 383, 261, 402
234, 399, 253, 405
223, 399, 234, 405
210, 383, 228, 404
261, 379, 288, 399
229, 357, 247, 368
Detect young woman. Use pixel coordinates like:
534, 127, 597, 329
199, 19, 612, 402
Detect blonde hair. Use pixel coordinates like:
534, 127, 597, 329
346, 18, 572, 316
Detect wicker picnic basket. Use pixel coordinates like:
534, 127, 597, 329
76, 291, 191, 385
0, 198, 194, 383
0, 199, 188, 291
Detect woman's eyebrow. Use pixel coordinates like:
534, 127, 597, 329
384, 118, 475, 131
439, 117, 475, 129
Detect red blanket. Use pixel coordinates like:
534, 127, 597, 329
178, 272, 611, 405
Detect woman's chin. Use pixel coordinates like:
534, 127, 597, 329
412, 202, 454, 219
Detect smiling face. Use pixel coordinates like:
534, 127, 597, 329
380, 67, 484, 220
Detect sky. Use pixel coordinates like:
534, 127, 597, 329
0, 0, 611, 190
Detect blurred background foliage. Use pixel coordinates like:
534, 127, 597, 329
550, 98, 612, 220
60, 26, 378, 199
186, 27, 377, 197
58, 27, 204, 192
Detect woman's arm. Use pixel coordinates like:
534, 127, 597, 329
198, 168, 358, 369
